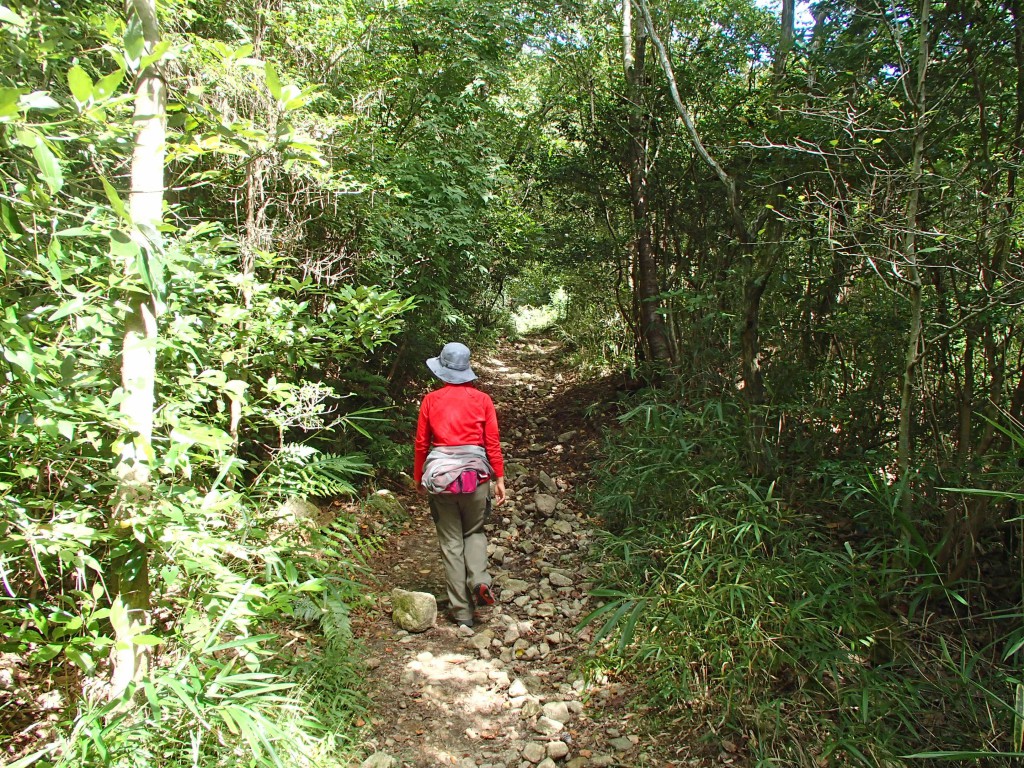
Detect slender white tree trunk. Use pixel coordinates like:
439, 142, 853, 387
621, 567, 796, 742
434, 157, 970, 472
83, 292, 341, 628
110, 0, 165, 700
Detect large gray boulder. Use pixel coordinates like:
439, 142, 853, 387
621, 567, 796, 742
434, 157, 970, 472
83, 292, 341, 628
391, 588, 437, 633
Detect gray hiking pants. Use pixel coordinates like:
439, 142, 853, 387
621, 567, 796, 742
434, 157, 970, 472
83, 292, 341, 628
429, 483, 492, 623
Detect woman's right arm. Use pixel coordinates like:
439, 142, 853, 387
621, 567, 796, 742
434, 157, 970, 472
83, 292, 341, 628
413, 398, 431, 486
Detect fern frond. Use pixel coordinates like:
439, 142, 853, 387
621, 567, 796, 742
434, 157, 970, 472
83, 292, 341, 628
257, 446, 370, 500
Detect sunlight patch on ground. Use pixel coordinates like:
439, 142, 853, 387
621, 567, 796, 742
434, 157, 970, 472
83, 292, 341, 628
401, 650, 508, 734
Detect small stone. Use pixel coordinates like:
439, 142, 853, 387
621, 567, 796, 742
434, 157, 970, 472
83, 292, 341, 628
535, 494, 558, 515
505, 462, 528, 479
365, 657, 382, 669
547, 742, 570, 760
276, 496, 320, 522
609, 737, 633, 752
361, 753, 398, 768
535, 716, 564, 735
549, 572, 573, 587
390, 588, 436, 633
529, 443, 545, 453
542, 700, 571, 724
537, 760, 558, 768
509, 679, 529, 697
520, 540, 537, 555
522, 742, 546, 763
470, 631, 494, 650
590, 757, 616, 767
502, 578, 532, 595
558, 430, 576, 443
504, 626, 522, 644
539, 471, 557, 493
551, 521, 573, 535
457, 623, 475, 637
522, 698, 543, 718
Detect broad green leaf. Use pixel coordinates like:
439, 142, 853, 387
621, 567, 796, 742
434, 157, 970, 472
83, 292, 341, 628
109, 597, 129, 637
171, 423, 233, 451
44, 238, 64, 284
0, 86, 20, 119
265, 62, 282, 100
19, 91, 60, 111
32, 643, 64, 663
124, 15, 145, 66
64, 646, 94, 672
109, 230, 139, 261
93, 68, 125, 101
68, 66, 93, 105
0, 200, 24, 239
18, 131, 63, 193
102, 177, 129, 222
140, 41, 171, 71
49, 297, 85, 322
0, 5, 27, 26
4, 348, 36, 376
33, 140, 63, 192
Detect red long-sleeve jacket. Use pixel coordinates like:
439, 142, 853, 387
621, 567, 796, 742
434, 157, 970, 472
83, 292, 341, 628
413, 384, 504, 485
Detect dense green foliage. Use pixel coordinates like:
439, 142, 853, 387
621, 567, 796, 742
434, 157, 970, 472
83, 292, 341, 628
534, 0, 1024, 762
0, 0, 533, 764
3, 0, 1024, 764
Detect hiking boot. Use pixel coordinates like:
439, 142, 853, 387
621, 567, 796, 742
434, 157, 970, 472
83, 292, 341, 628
474, 583, 496, 607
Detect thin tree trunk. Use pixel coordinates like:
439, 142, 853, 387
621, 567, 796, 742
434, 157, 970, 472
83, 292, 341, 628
774, 0, 796, 80
897, 0, 931, 518
111, 0, 165, 700
623, 0, 671, 364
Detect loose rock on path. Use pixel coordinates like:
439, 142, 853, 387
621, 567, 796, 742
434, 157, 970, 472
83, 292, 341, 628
351, 339, 662, 768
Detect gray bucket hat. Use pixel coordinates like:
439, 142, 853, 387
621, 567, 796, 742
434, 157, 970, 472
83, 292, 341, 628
427, 342, 478, 384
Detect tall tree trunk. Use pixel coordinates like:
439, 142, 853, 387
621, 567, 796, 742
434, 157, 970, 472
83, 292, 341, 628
774, 0, 796, 80
623, 0, 671, 365
111, 0, 166, 700
897, 0, 930, 518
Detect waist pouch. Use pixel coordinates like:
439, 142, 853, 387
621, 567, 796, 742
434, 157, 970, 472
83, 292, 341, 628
443, 469, 488, 494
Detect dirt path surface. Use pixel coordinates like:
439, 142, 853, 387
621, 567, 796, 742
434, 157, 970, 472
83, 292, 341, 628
351, 339, 665, 768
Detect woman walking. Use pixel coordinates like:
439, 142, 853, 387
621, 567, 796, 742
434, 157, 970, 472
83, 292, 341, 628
414, 342, 506, 628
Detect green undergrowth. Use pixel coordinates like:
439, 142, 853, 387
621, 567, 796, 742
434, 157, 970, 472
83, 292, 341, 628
582, 398, 1018, 767
6, 482, 377, 768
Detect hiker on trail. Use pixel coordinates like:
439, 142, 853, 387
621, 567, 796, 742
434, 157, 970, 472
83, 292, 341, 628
414, 342, 507, 628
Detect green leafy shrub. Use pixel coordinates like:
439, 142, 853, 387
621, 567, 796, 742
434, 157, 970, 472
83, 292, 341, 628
584, 398, 1010, 766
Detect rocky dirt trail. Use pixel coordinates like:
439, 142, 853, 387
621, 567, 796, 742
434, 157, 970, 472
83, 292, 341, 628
351, 339, 664, 768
